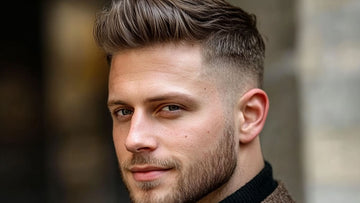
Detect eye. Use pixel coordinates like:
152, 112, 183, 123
157, 104, 184, 119
113, 108, 133, 121
118, 109, 133, 116
161, 105, 181, 112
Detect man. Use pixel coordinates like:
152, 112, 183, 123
94, 0, 294, 202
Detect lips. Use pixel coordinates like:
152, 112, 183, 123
130, 166, 171, 182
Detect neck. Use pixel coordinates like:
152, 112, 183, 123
198, 137, 264, 203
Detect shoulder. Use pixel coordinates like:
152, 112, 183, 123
261, 181, 295, 203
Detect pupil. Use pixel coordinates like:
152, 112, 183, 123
122, 109, 131, 115
169, 105, 179, 111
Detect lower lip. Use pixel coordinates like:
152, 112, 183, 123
132, 170, 169, 182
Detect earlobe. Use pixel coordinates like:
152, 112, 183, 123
236, 88, 269, 144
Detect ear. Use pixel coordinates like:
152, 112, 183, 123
236, 88, 269, 144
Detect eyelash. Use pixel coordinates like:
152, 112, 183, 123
117, 109, 133, 116
112, 108, 133, 121
112, 104, 184, 121
161, 104, 182, 112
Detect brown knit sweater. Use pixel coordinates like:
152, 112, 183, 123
262, 181, 295, 203
262, 182, 295, 203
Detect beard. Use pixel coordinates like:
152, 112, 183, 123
120, 125, 237, 203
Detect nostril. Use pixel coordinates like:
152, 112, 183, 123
125, 143, 156, 153
136, 146, 154, 152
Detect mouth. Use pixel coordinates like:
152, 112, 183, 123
129, 166, 172, 182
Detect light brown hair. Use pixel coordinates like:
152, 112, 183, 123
94, 0, 265, 87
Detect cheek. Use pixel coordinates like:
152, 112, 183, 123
169, 112, 226, 156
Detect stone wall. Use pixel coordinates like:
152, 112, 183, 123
298, 0, 360, 202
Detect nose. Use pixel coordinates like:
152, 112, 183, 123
125, 110, 158, 153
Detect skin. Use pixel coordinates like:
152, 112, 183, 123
108, 43, 269, 203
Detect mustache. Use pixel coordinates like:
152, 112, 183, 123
122, 153, 182, 170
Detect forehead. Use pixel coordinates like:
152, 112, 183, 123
108, 43, 216, 103
110, 43, 202, 76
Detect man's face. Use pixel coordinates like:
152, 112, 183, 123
108, 43, 238, 203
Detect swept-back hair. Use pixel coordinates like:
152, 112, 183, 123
94, 0, 265, 87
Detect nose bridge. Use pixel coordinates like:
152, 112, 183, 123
125, 108, 157, 152
129, 109, 148, 136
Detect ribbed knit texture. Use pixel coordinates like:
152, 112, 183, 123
219, 161, 278, 203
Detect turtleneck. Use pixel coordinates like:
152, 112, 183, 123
219, 161, 278, 203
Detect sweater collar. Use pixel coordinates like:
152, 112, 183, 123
219, 161, 278, 203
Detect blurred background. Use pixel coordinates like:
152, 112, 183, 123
0, 0, 359, 202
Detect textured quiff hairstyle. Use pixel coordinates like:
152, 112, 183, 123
94, 0, 265, 87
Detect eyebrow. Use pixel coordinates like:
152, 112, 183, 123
107, 99, 127, 107
107, 92, 197, 107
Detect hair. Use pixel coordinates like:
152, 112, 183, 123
94, 0, 265, 88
